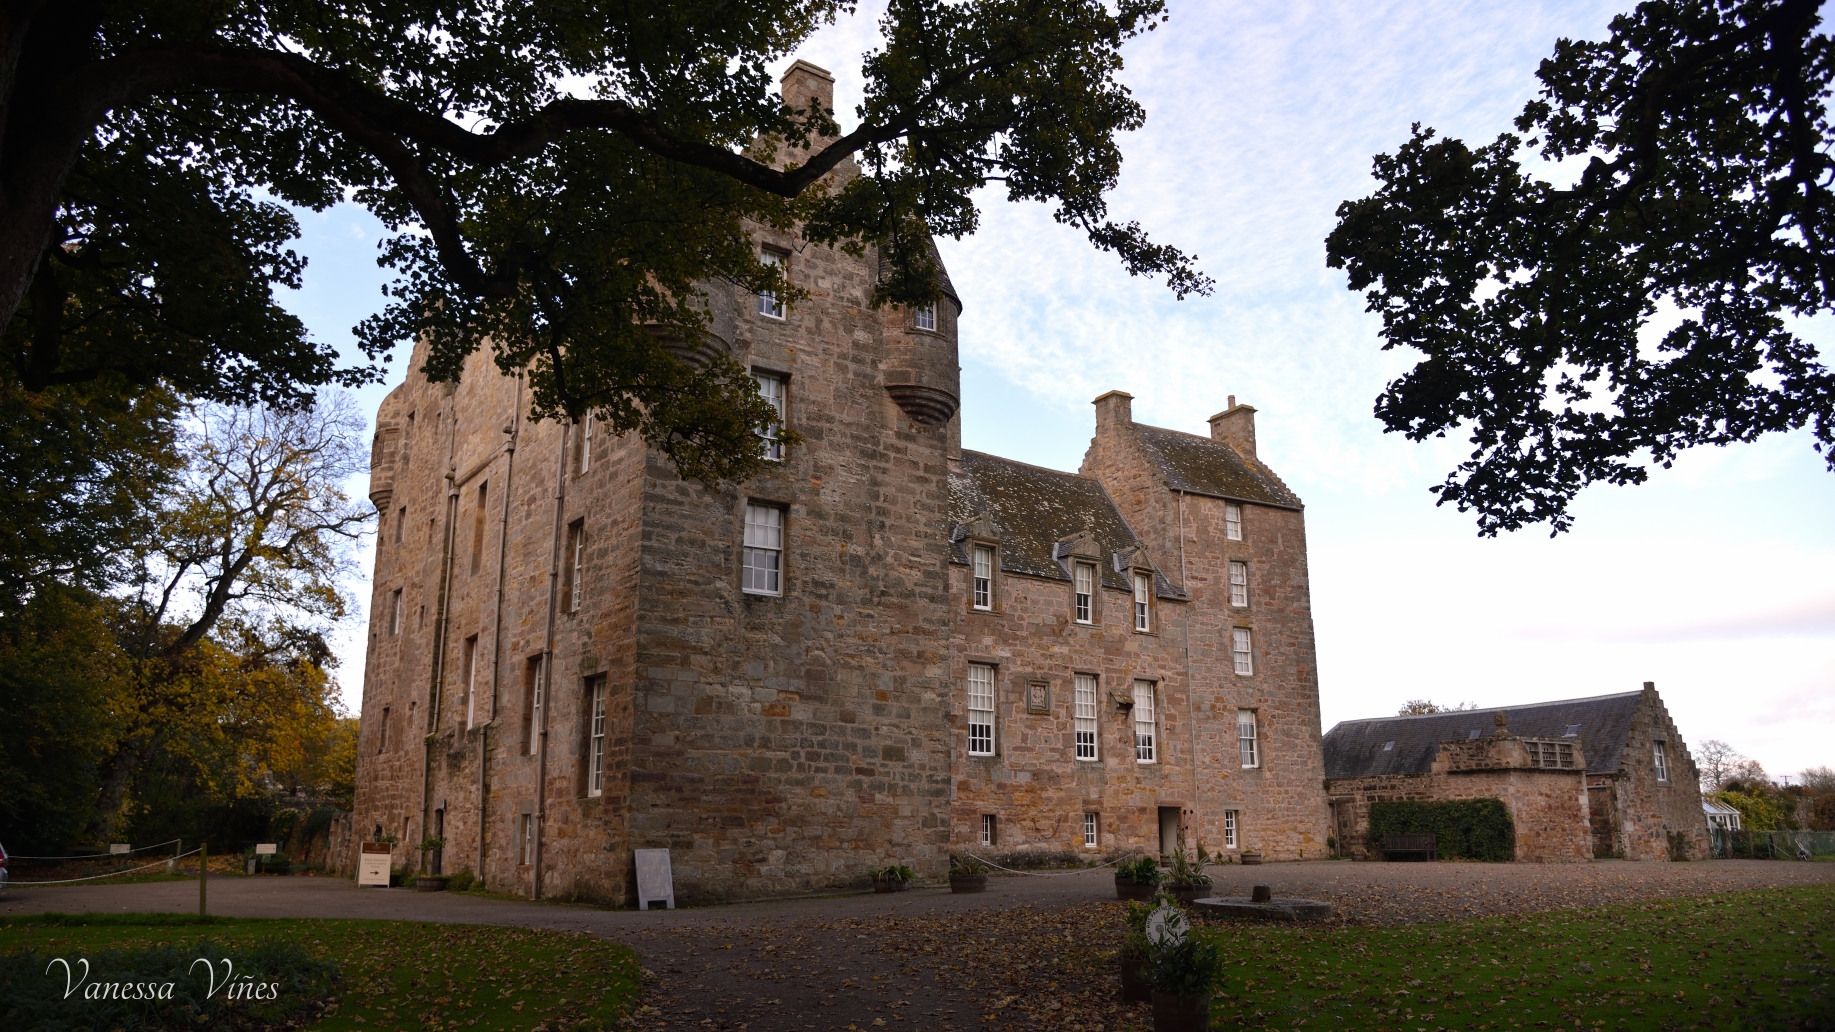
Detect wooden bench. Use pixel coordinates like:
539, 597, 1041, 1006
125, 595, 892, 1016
1381, 833, 1436, 861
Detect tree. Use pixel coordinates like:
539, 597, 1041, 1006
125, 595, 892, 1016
94, 393, 371, 837
0, 377, 182, 614
1397, 699, 1477, 715
3, 0, 1207, 485
1800, 764, 1835, 793
1327, 0, 1835, 534
1696, 738, 1742, 791
1728, 756, 1771, 788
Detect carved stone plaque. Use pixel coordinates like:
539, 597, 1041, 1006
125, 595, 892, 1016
1026, 682, 1051, 715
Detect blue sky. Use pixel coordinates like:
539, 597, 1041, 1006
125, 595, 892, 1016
289, 0, 1833, 779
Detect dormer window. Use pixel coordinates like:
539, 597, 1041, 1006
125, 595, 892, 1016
758, 249, 786, 319
914, 302, 937, 331
1074, 562, 1095, 623
1132, 571, 1151, 631
972, 544, 995, 610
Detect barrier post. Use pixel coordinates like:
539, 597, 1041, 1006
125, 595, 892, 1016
199, 842, 207, 918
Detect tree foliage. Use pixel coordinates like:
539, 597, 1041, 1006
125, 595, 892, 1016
4, 0, 1206, 484
1396, 699, 1478, 715
1695, 737, 1742, 791
1328, 0, 1835, 534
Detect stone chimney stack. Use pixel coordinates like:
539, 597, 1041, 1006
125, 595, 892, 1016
1093, 390, 1134, 434
1208, 395, 1257, 460
781, 60, 837, 145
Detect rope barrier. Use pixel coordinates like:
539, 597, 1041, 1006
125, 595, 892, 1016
958, 850, 1144, 877
7, 848, 202, 885
6, 838, 182, 860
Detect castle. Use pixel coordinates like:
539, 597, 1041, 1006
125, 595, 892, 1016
351, 62, 1331, 903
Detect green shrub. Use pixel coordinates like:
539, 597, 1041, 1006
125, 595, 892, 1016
868, 864, 915, 883
1367, 799, 1514, 861
446, 867, 474, 893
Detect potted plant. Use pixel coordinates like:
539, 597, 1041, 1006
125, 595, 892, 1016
1239, 848, 1263, 866
415, 837, 449, 891
1163, 844, 1214, 904
870, 864, 915, 893
1146, 901, 1223, 1032
948, 854, 988, 893
1117, 900, 1154, 1002
1114, 855, 1162, 900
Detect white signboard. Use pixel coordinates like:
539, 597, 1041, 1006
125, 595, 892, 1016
108, 843, 130, 855
358, 843, 391, 887
634, 848, 675, 910
254, 843, 277, 855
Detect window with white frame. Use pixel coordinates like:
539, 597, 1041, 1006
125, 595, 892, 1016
1653, 741, 1669, 782
1083, 812, 1099, 849
579, 411, 593, 473
463, 634, 479, 729
1229, 561, 1249, 607
753, 371, 785, 461
390, 589, 403, 635
1133, 571, 1151, 631
1074, 673, 1099, 761
972, 544, 994, 610
981, 813, 996, 846
742, 503, 784, 595
1232, 627, 1254, 676
565, 520, 586, 612
1074, 562, 1095, 623
758, 249, 786, 318
1223, 809, 1239, 849
967, 663, 996, 756
586, 676, 607, 797
1133, 680, 1157, 763
914, 302, 937, 331
518, 813, 535, 864
1225, 502, 1243, 541
1238, 708, 1259, 768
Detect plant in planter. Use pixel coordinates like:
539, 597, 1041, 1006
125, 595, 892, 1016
1146, 900, 1223, 1032
1163, 844, 1214, 903
870, 864, 915, 893
1239, 848, 1263, 866
1117, 899, 1155, 1002
1113, 854, 1163, 900
948, 854, 989, 893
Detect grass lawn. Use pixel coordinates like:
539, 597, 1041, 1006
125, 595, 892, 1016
1194, 884, 1834, 1031
0, 912, 641, 1031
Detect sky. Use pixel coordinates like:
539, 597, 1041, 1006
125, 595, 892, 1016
286, 0, 1835, 781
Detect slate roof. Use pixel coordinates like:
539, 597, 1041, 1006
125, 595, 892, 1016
1129, 424, 1303, 510
1322, 691, 1645, 779
948, 450, 1182, 597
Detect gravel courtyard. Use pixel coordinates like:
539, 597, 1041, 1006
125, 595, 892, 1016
4, 858, 1831, 1031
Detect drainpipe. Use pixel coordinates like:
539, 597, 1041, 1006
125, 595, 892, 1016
1178, 490, 1202, 849
420, 395, 461, 871
478, 377, 523, 887
532, 419, 572, 899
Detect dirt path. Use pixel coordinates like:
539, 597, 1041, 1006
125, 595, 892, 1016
5, 859, 1832, 1031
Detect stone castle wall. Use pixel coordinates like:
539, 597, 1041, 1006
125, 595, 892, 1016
1608, 687, 1707, 861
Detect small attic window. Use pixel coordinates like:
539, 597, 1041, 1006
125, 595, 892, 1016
1467, 729, 1481, 740
1564, 724, 1580, 737
1382, 741, 1394, 751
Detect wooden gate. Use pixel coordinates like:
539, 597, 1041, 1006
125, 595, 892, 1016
1587, 784, 1617, 858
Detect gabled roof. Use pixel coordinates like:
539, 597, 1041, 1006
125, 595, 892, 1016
1322, 691, 1644, 779
1129, 423, 1302, 510
948, 451, 1181, 597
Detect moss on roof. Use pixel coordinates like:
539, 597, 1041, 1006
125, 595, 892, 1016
948, 451, 1180, 597
1322, 691, 1645, 779
1130, 424, 1302, 509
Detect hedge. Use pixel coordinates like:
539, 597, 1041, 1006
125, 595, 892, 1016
1367, 798, 1515, 861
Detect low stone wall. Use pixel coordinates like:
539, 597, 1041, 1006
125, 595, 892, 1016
1327, 765, 1591, 863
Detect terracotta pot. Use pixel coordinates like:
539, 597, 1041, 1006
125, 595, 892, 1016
415, 875, 449, 892
872, 877, 905, 894
1150, 990, 1211, 1032
1118, 954, 1152, 1002
949, 873, 987, 894
1115, 879, 1157, 901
